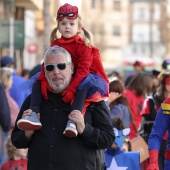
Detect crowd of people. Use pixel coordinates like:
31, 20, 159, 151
1, 2, 170, 170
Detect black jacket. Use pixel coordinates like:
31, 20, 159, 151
11, 92, 114, 170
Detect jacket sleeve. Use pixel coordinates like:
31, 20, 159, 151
79, 101, 114, 149
11, 95, 32, 148
0, 83, 11, 132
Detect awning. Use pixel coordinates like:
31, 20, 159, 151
15, 0, 42, 10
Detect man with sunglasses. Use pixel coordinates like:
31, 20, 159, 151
11, 45, 114, 170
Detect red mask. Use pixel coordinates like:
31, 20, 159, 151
165, 77, 170, 85
57, 3, 78, 21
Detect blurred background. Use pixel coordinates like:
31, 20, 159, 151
0, 0, 169, 78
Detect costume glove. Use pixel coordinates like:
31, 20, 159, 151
62, 89, 75, 103
146, 149, 159, 170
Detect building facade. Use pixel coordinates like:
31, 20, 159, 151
123, 0, 167, 68
81, 0, 130, 71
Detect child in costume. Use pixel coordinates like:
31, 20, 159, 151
104, 117, 140, 170
140, 70, 170, 170
147, 72, 170, 170
147, 98, 170, 170
17, 3, 109, 138
1, 136, 27, 170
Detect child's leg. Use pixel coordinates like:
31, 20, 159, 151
29, 81, 43, 113
63, 89, 87, 138
17, 81, 42, 131
71, 88, 88, 112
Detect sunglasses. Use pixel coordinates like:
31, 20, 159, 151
44, 62, 71, 72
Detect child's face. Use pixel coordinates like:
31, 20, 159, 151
111, 142, 118, 150
58, 17, 80, 39
121, 142, 129, 152
15, 148, 28, 159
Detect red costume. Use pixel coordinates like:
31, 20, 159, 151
37, 3, 109, 114
123, 89, 144, 139
38, 35, 109, 113
51, 35, 109, 94
1, 158, 27, 170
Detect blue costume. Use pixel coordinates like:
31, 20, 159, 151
148, 98, 170, 170
105, 102, 131, 128
10, 72, 30, 108
104, 127, 140, 170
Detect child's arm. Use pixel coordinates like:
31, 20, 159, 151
62, 46, 94, 102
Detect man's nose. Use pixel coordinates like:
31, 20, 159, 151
53, 66, 59, 74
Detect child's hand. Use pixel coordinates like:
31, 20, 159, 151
62, 89, 74, 102
107, 92, 122, 103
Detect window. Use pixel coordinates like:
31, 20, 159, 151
91, 23, 95, 34
138, 8, 145, 20
141, 46, 146, 54
91, 0, 96, 8
15, 7, 24, 20
100, 0, 104, 9
113, 25, 121, 36
99, 24, 104, 34
132, 46, 137, 54
113, 0, 121, 10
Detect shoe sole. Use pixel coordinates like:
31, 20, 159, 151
63, 127, 78, 138
17, 120, 42, 131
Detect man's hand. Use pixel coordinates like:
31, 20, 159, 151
62, 89, 75, 103
68, 110, 85, 134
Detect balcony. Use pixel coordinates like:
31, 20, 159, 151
15, 0, 43, 10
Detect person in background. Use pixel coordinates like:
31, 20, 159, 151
21, 69, 30, 80
105, 117, 129, 156
17, 3, 109, 138
0, 68, 19, 134
29, 64, 41, 78
11, 45, 114, 170
0, 56, 29, 108
124, 72, 153, 139
105, 77, 135, 130
140, 70, 169, 170
162, 59, 170, 70
19, 64, 42, 96
151, 69, 160, 93
133, 60, 145, 72
104, 117, 140, 169
1, 136, 27, 170
146, 70, 170, 170
0, 83, 10, 168
121, 138, 132, 152
124, 60, 145, 87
